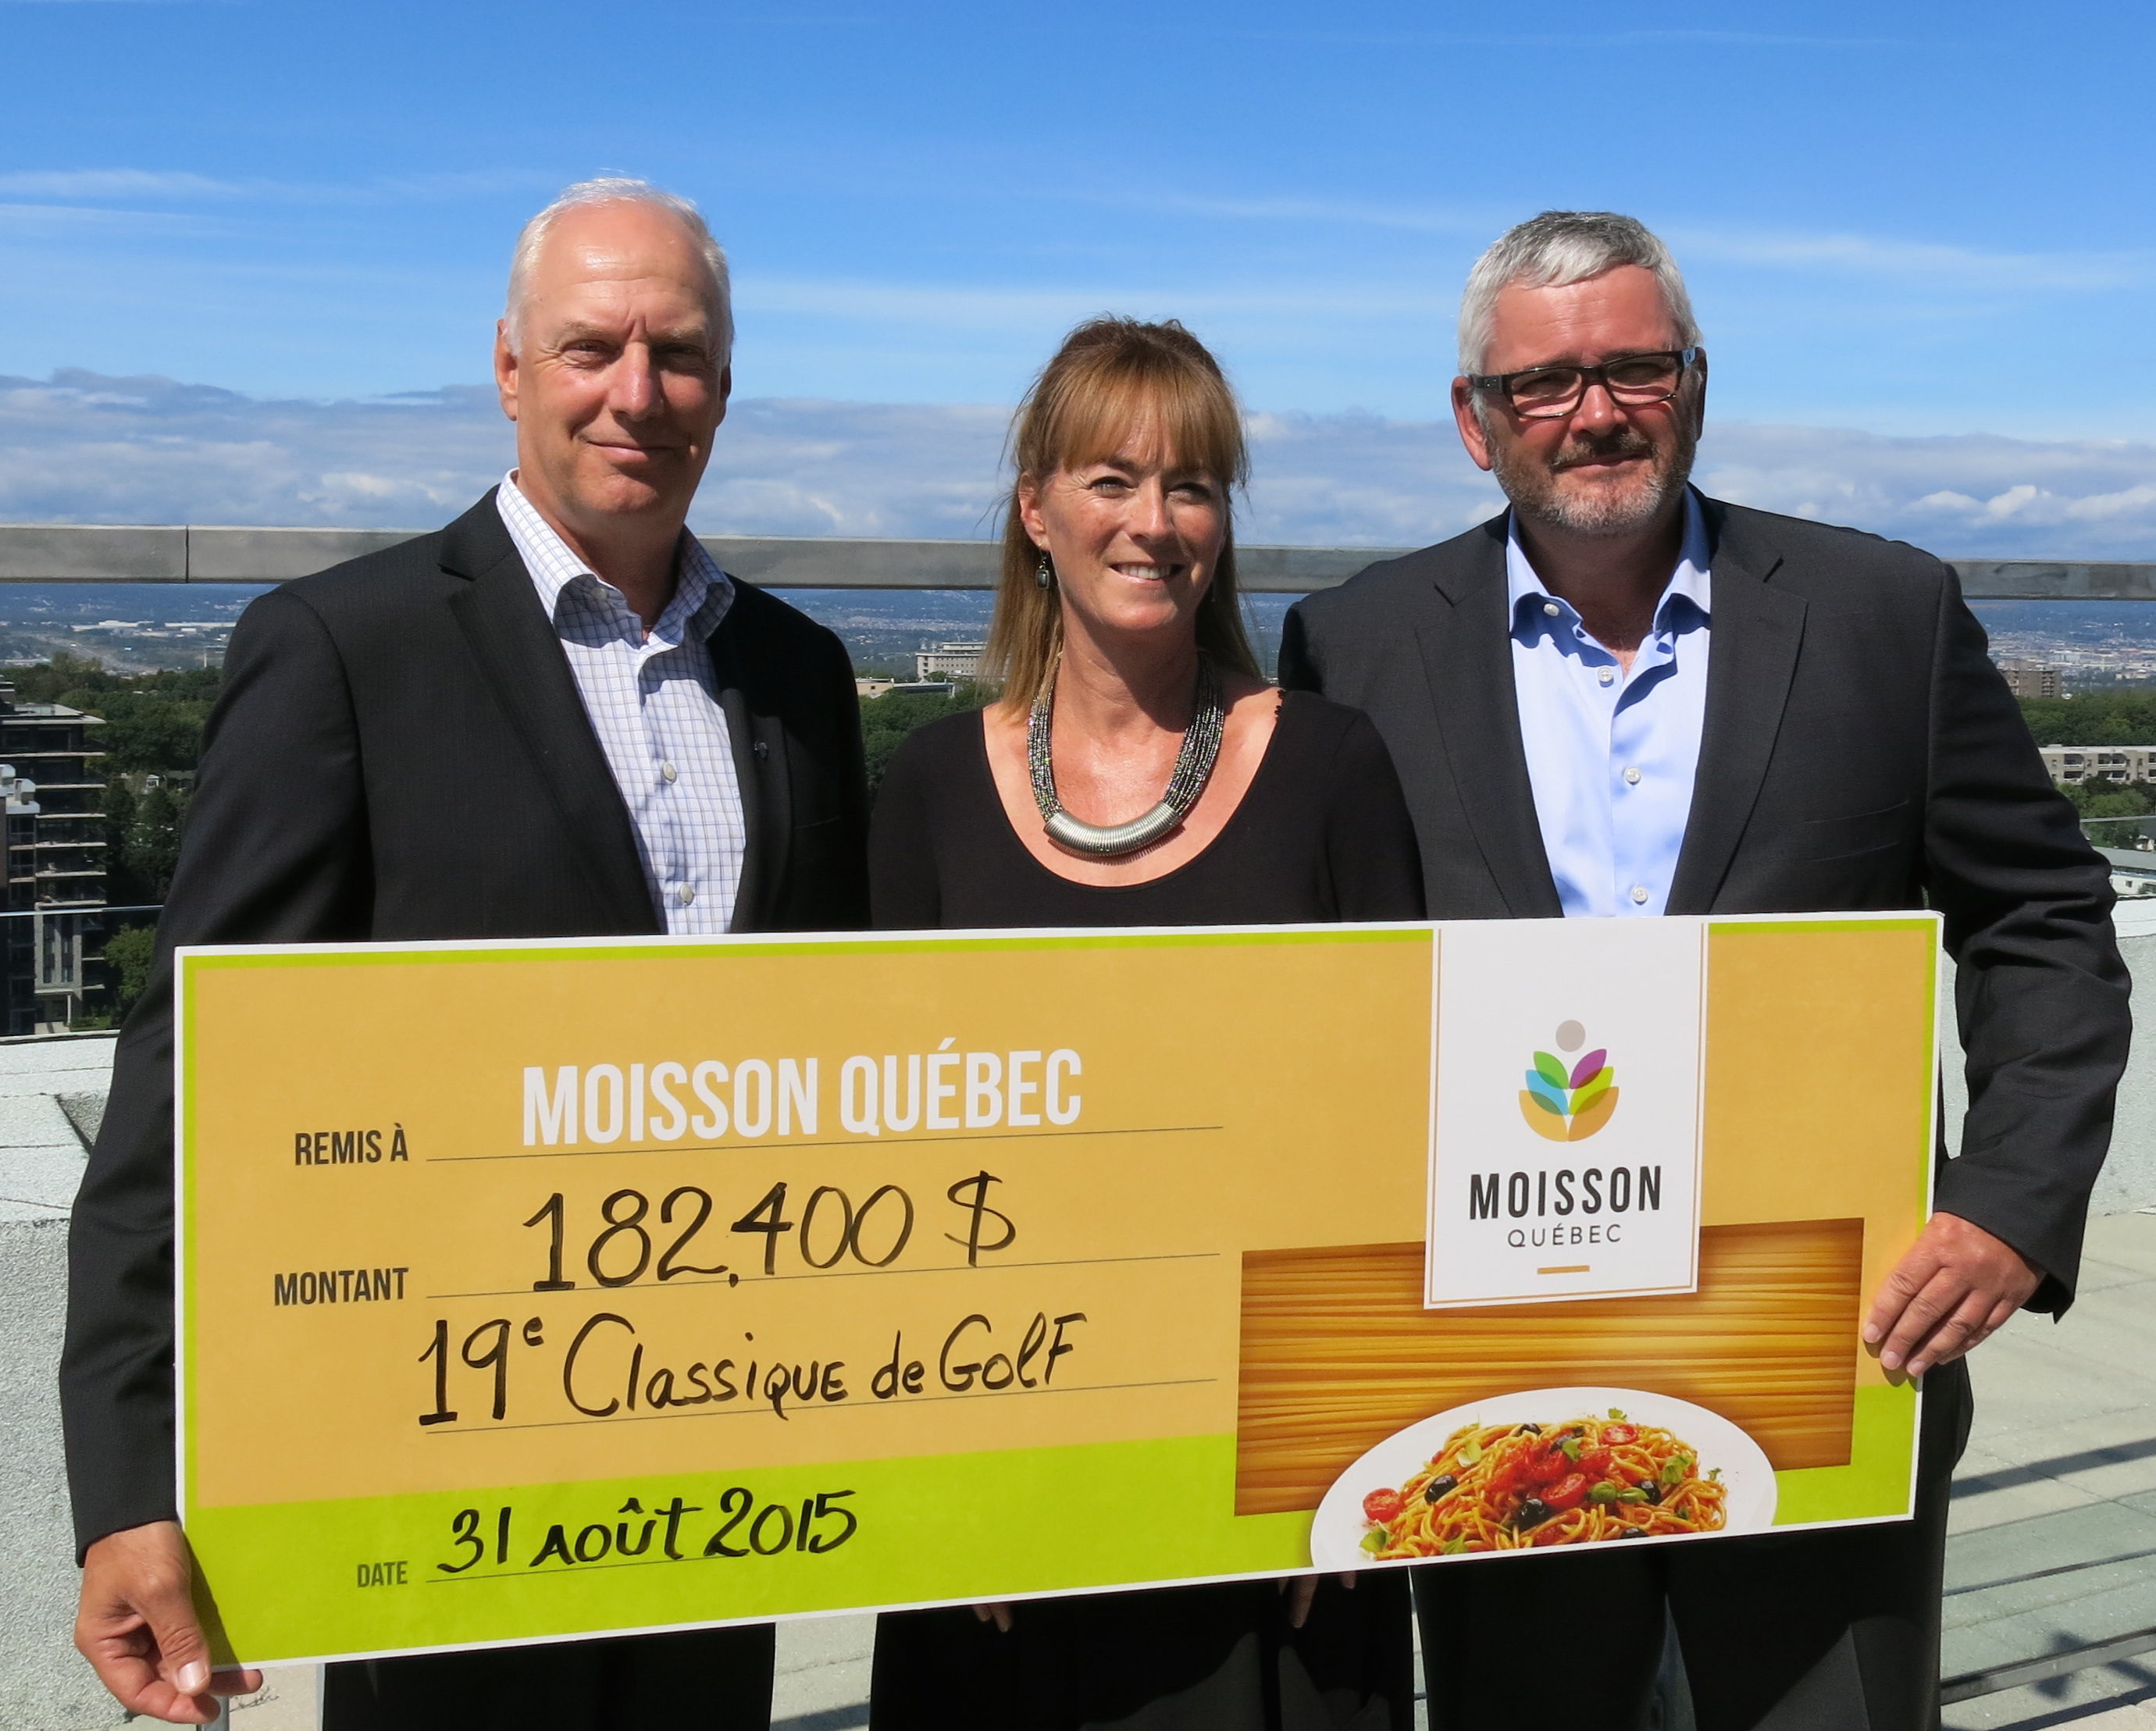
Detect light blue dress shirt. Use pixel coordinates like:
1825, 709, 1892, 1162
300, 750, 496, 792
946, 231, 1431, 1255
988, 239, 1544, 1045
1506, 493, 1712, 917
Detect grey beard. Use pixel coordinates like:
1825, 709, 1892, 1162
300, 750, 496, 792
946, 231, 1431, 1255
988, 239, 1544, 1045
1493, 422, 1698, 538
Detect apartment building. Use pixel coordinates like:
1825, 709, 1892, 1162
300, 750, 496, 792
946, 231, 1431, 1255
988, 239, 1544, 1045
914, 641, 986, 682
0, 682, 106, 1034
1999, 663, 2063, 699
2040, 745, 2156, 786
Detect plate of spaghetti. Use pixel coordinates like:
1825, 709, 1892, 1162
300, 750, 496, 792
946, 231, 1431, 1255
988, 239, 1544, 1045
1310, 1386, 1776, 1566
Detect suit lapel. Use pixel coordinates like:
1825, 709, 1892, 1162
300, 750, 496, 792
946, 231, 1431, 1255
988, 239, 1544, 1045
707, 592, 791, 934
1421, 521, 1564, 917
440, 494, 659, 928
1666, 500, 1808, 914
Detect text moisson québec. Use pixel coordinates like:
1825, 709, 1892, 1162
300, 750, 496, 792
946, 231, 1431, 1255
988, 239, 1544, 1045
1466, 1165, 1662, 1220
521, 1042, 1084, 1148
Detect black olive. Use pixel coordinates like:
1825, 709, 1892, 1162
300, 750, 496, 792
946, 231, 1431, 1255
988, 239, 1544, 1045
1641, 1483, 1665, 1505
1516, 1423, 1543, 1435
1514, 1498, 1552, 1530
1617, 1528, 1648, 1540
1424, 1474, 1459, 1503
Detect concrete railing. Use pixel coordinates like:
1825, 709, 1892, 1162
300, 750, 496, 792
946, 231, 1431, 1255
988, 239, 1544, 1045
1, 522, 2153, 595
0, 524, 1377, 591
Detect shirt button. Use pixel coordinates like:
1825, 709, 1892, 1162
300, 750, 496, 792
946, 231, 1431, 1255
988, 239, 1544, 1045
1598, 667, 1616, 686
1542, 601, 1561, 617
679, 885, 697, 906
1623, 767, 1642, 785
1630, 885, 1650, 905
661, 762, 678, 783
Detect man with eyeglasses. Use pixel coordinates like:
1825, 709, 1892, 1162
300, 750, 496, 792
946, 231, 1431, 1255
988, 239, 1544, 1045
1282, 210, 2128, 1729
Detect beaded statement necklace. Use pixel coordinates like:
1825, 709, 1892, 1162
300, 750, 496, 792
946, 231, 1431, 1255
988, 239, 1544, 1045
1026, 657, 1228, 857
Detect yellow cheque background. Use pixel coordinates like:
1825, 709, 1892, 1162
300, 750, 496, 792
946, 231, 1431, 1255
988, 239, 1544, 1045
177, 918, 1933, 1664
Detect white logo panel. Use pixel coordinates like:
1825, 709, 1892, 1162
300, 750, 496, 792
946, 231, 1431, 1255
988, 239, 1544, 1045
1425, 918, 1706, 1309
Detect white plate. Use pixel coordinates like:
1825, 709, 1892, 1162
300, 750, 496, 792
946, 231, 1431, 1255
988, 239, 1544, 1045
1310, 1385, 1779, 1568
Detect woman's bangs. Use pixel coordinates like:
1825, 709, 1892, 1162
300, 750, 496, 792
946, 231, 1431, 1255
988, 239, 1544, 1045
1046, 364, 1245, 487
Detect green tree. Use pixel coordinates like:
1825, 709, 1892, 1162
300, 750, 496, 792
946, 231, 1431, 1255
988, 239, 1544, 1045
2018, 692, 2156, 748
860, 681, 996, 792
100, 923, 159, 1022
102, 778, 146, 903
88, 694, 216, 774
2058, 774, 2156, 817
119, 782, 190, 903
11, 653, 222, 773
9, 650, 124, 707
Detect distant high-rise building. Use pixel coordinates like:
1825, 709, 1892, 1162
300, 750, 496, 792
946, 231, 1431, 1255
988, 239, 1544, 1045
1999, 662, 2063, 699
2039, 745, 2156, 789
0, 681, 107, 1034
915, 641, 986, 682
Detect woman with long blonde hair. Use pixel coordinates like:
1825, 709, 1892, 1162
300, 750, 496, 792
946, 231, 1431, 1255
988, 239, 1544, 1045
868, 318, 1421, 1729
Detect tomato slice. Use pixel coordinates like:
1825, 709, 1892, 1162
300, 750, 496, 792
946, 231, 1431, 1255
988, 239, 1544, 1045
1542, 1473, 1591, 1512
1363, 1487, 1405, 1524
1602, 1423, 1641, 1446
1579, 1448, 1615, 1480
1524, 1446, 1572, 1487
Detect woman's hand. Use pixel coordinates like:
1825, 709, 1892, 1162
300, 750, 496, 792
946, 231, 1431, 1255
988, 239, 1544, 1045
972, 1602, 1014, 1633
1279, 1573, 1356, 1629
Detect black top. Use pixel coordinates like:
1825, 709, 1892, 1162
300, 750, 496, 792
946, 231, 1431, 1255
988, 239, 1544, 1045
870, 689, 1424, 929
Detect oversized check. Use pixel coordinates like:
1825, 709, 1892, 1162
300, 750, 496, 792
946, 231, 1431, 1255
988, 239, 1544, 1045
177, 914, 1938, 1664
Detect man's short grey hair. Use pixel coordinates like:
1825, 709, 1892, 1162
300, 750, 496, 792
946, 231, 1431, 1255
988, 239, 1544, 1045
1457, 211, 1700, 374
504, 176, 734, 365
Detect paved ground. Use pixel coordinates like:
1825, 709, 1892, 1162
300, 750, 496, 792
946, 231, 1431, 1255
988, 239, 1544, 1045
1941, 1210, 2156, 1730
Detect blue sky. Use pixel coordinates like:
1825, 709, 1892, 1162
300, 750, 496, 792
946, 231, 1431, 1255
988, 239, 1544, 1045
2, 0, 2154, 550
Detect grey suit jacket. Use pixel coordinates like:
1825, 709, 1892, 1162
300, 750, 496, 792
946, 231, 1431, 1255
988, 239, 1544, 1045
1281, 493, 2129, 1311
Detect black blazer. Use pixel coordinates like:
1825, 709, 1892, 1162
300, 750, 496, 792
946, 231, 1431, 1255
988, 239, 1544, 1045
1281, 493, 2129, 1311
61, 492, 868, 1552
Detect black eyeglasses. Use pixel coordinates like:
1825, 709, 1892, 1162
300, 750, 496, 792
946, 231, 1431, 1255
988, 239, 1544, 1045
1469, 347, 1700, 419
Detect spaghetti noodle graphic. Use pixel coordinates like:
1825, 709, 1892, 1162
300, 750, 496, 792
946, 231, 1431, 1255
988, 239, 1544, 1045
1520, 1019, 1617, 1142
1357, 1409, 1728, 1555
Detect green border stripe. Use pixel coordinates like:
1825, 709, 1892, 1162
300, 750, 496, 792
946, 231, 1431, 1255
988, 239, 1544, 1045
180, 926, 1433, 973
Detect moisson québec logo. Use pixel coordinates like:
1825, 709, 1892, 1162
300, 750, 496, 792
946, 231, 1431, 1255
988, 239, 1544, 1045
1520, 1019, 1618, 1142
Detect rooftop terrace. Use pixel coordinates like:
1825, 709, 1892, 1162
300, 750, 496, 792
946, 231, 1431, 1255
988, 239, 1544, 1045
0, 528, 2152, 1727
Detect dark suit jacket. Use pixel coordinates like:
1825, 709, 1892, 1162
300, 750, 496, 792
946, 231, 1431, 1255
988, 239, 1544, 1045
1281, 493, 2129, 1312
61, 491, 868, 1553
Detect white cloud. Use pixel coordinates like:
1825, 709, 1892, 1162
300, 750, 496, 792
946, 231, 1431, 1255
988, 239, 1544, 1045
736, 275, 1446, 331
0, 169, 245, 199
1692, 423, 2156, 554
0, 166, 551, 210
2, 369, 2154, 560
1671, 227, 2149, 293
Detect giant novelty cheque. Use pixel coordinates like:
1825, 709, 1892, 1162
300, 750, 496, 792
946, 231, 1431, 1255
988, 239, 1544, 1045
176, 914, 1937, 1664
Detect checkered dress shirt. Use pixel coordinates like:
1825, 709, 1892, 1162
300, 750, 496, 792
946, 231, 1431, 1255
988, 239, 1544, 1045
496, 475, 746, 934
